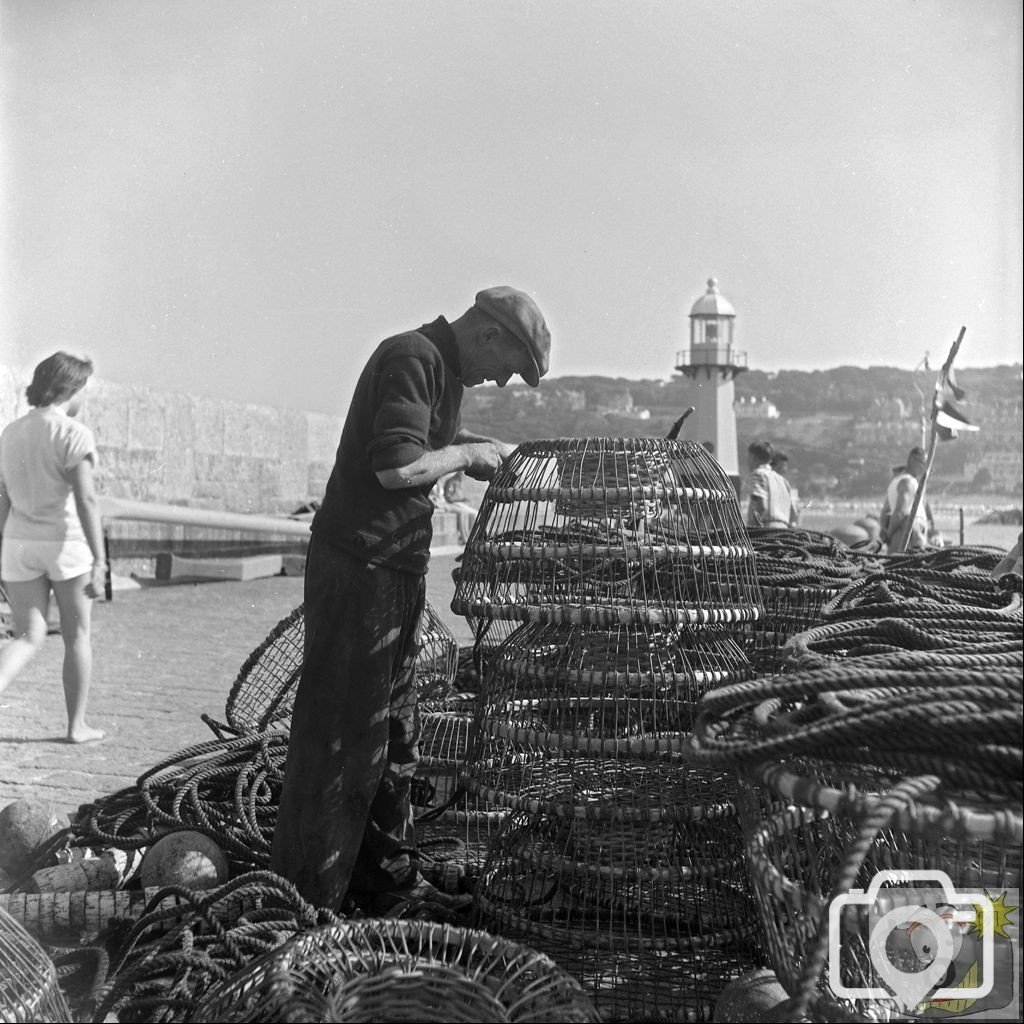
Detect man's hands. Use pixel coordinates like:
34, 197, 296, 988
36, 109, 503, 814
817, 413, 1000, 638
462, 441, 509, 481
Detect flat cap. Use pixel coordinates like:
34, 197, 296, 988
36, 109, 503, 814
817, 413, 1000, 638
474, 286, 551, 387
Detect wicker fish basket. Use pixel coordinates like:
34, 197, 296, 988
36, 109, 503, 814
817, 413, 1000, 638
737, 760, 1023, 1022
187, 918, 600, 1023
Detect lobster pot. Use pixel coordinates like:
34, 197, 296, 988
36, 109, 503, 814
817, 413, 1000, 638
0, 906, 74, 1024
214, 603, 306, 736
745, 584, 843, 676
451, 438, 762, 630
474, 772, 762, 1022
415, 708, 475, 810
468, 621, 751, 771
412, 709, 509, 882
737, 761, 1023, 1023
463, 753, 743, 821
415, 600, 460, 706
207, 598, 455, 738
190, 919, 601, 1023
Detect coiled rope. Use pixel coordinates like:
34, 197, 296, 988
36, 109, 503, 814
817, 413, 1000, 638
688, 661, 1022, 799
93, 871, 341, 1024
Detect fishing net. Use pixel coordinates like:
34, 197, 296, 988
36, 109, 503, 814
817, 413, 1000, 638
189, 918, 600, 1023
451, 438, 762, 629
0, 905, 74, 1024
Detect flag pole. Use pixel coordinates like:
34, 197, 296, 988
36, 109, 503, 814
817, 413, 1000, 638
894, 326, 966, 553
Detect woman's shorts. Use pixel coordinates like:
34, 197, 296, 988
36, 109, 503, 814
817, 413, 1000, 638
1, 537, 93, 583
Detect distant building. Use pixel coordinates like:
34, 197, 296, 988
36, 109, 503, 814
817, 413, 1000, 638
734, 395, 779, 420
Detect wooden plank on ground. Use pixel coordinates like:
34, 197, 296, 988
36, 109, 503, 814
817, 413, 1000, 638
154, 552, 283, 583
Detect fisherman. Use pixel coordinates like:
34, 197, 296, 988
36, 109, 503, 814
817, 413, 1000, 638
879, 445, 937, 551
769, 450, 800, 527
746, 440, 795, 529
270, 286, 551, 915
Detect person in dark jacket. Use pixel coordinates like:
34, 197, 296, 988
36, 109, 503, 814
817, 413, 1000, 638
271, 286, 551, 914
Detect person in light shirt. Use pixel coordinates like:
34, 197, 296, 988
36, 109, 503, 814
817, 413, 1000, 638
746, 440, 795, 530
0, 352, 106, 744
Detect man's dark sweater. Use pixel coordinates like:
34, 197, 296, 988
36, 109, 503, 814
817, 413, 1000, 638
311, 317, 463, 574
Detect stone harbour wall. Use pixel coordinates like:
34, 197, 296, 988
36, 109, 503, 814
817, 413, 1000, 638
1, 362, 343, 514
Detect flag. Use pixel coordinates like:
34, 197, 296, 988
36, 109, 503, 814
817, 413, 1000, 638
933, 363, 979, 441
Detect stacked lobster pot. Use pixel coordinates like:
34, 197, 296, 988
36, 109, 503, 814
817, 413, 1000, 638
451, 438, 767, 1022
409, 602, 506, 882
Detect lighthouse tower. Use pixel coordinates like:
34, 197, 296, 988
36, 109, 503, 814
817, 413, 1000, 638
674, 278, 747, 484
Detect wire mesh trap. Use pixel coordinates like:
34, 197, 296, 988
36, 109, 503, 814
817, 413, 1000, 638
414, 599, 461, 706
188, 918, 601, 1023
204, 599, 459, 739
466, 620, 752, 766
736, 761, 1023, 1022
474, 807, 763, 1022
207, 603, 306, 737
0, 906, 74, 1024
411, 706, 507, 880
451, 438, 762, 628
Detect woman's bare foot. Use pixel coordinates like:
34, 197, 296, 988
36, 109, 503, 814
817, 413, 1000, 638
67, 725, 106, 744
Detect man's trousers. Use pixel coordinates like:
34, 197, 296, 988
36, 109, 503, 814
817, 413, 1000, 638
270, 534, 424, 908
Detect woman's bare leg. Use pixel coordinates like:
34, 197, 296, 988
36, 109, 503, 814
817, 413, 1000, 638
0, 576, 50, 695
51, 574, 104, 743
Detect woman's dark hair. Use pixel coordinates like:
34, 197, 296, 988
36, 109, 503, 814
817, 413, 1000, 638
25, 352, 94, 407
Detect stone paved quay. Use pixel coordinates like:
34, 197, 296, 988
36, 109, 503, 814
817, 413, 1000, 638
0, 554, 472, 819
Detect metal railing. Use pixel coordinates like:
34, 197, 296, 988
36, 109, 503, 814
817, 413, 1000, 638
675, 348, 748, 370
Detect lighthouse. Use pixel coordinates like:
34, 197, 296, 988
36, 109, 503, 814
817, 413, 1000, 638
674, 278, 748, 485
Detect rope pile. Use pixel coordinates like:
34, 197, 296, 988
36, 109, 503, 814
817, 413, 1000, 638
93, 872, 341, 1023
686, 545, 1023, 1022
72, 732, 288, 867
687, 659, 1022, 798
743, 528, 881, 675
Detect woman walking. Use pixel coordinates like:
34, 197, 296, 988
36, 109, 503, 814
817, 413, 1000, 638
0, 352, 106, 743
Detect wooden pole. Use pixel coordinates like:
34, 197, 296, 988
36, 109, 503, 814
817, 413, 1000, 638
895, 326, 966, 553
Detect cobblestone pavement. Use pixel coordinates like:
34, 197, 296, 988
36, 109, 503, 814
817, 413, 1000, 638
0, 554, 471, 819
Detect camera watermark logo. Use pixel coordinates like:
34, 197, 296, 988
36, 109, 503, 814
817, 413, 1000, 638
828, 870, 1018, 1017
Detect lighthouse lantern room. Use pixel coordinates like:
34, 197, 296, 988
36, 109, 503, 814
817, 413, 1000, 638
674, 278, 748, 484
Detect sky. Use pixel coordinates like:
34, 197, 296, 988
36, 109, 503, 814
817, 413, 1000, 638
1, 0, 1021, 415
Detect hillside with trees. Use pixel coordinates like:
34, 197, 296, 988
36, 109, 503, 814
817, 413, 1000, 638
459, 364, 1024, 500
